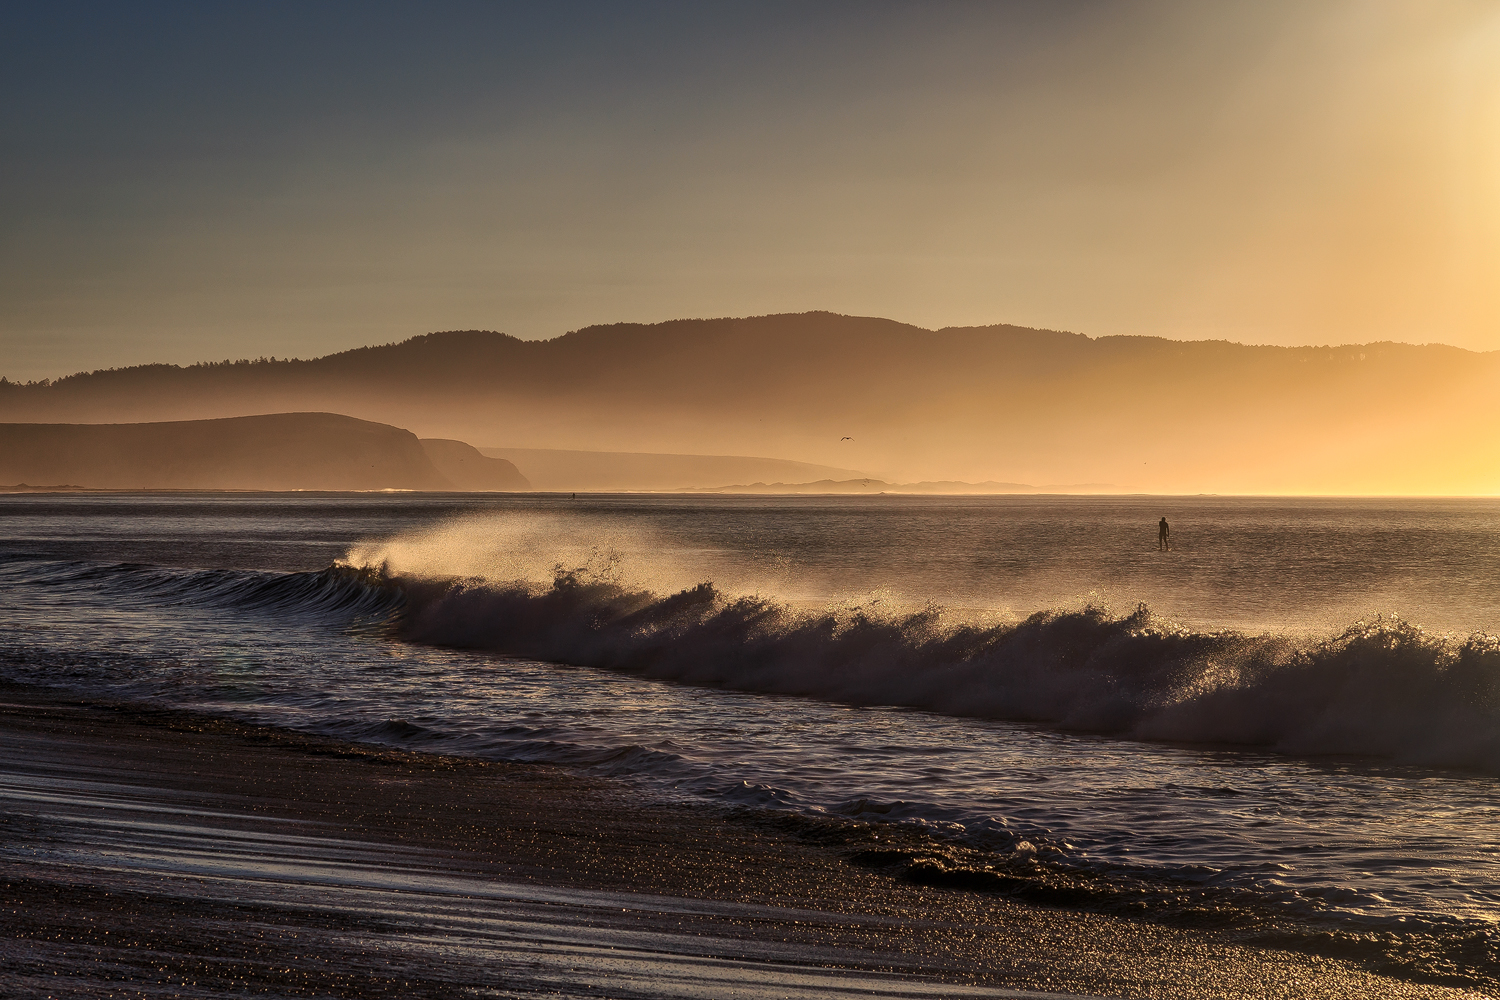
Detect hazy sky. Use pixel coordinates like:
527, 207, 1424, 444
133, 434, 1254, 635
4, 1, 1498, 380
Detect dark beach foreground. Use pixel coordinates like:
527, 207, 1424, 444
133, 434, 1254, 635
0, 686, 1483, 1000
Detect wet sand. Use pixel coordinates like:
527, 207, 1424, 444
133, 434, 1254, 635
0, 685, 1485, 999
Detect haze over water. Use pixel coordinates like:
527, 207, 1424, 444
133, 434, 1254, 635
2, 492, 1497, 988
345, 493, 1500, 636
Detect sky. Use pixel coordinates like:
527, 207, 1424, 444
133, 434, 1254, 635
3, 0, 1498, 381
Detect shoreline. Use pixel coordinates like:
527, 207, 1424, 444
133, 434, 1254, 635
0, 684, 1483, 999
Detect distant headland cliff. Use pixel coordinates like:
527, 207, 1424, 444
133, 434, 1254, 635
0, 413, 528, 492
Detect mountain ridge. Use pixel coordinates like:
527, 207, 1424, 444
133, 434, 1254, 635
3, 312, 1496, 494
6, 311, 1484, 393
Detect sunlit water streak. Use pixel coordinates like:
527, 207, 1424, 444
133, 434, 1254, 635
1, 493, 1497, 984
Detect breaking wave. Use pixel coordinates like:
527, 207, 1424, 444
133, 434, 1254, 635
19, 547, 1497, 772
384, 566, 1500, 772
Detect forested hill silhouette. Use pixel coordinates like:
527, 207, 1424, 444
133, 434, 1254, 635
3, 312, 1497, 493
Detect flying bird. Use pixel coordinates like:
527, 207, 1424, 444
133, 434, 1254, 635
840, 436, 853, 441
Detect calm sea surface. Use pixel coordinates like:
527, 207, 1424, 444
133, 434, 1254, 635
1, 493, 1497, 986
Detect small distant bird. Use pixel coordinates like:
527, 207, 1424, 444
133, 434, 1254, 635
840, 436, 853, 441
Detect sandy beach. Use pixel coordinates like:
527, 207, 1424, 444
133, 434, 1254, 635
0, 684, 1483, 1000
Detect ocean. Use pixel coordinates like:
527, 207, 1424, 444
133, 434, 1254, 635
1, 493, 1496, 988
